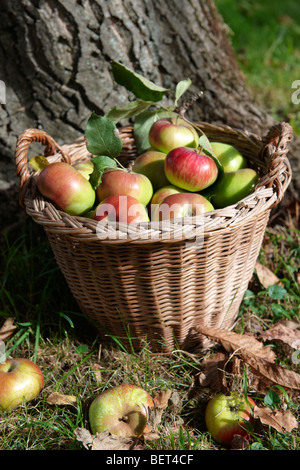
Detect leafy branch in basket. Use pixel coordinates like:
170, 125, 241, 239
84, 60, 222, 189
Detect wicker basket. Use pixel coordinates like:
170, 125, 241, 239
15, 121, 293, 352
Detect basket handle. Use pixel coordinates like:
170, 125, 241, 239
255, 121, 293, 207
15, 128, 71, 208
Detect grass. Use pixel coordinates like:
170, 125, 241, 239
0, 218, 299, 451
1, 0, 300, 451
215, 0, 300, 133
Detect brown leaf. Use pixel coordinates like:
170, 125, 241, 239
261, 321, 300, 349
253, 406, 298, 433
0, 317, 17, 342
198, 352, 228, 391
91, 363, 103, 383
194, 325, 300, 395
255, 262, 282, 288
74, 428, 142, 450
47, 392, 77, 406
153, 389, 172, 409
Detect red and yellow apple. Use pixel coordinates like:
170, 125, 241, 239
0, 358, 44, 412
89, 384, 154, 437
205, 392, 256, 447
164, 147, 219, 192
151, 192, 214, 221
96, 168, 153, 206
132, 150, 170, 191
210, 142, 247, 172
148, 117, 199, 154
210, 168, 259, 208
151, 185, 184, 206
37, 161, 96, 215
93, 195, 149, 224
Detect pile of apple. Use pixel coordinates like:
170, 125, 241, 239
36, 117, 259, 225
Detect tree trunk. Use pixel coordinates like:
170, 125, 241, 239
0, 0, 297, 230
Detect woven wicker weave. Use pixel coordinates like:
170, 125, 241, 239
15, 121, 293, 352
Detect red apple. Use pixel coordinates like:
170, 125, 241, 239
210, 168, 259, 208
210, 142, 247, 172
205, 392, 256, 447
148, 117, 199, 154
96, 168, 153, 206
151, 185, 184, 205
151, 192, 214, 221
93, 195, 149, 224
0, 358, 44, 412
89, 384, 154, 437
164, 147, 219, 192
37, 162, 96, 215
132, 150, 170, 191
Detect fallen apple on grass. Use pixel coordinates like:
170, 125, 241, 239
89, 384, 154, 437
37, 161, 96, 216
148, 117, 199, 154
93, 194, 149, 224
132, 150, 170, 192
164, 147, 219, 192
210, 142, 247, 172
0, 358, 44, 412
205, 392, 256, 447
151, 192, 214, 222
96, 168, 153, 207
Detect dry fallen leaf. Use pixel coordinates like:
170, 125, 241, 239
153, 389, 172, 409
255, 262, 282, 288
261, 321, 300, 349
0, 317, 17, 342
74, 428, 143, 450
47, 392, 77, 406
91, 363, 103, 383
254, 406, 298, 433
198, 352, 228, 392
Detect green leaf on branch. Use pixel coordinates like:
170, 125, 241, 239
174, 79, 192, 107
85, 113, 123, 158
104, 99, 154, 123
89, 155, 117, 190
198, 133, 224, 178
133, 108, 176, 154
111, 61, 169, 102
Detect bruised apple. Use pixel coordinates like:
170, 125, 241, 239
89, 384, 154, 437
165, 147, 218, 192
93, 195, 149, 224
37, 162, 96, 215
148, 117, 199, 154
151, 192, 214, 221
210, 142, 247, 172
132, 150, 170, 191
96, 168, 153, 206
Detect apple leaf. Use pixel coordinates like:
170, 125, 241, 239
28, 155, 50, 171
104, 99, 154, 123
174, 79, 192, 108
198, 133, 224, 179
85, 113, 123, 158
133, 108, 177, 154
111, 61, 169, 102
89, 155, 117, 189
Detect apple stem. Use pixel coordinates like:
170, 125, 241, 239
119, 415, 129, 423
114, 157, 127, 171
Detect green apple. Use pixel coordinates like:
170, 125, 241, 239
73, 161, 94, 180
210, 142, 247, 172
0, 358, 44, 412
209, 168, 259, 208
89, 384, 154, 437
151, 185, 184, 206
132, 150, 170, 192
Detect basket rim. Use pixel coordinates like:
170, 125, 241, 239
17, 121, 293, 245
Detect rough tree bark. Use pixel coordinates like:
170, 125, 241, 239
0, 0, 297, 230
